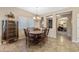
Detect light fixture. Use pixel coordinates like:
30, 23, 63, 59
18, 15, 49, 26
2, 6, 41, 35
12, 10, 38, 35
33, 7, 41, 21
33, 15, 41, 20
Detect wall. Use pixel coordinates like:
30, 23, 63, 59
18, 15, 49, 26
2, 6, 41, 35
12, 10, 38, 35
34, 20, 41, 28
74, 8, 79, 42
0, 7, 34, 44
67, 15, 72, 37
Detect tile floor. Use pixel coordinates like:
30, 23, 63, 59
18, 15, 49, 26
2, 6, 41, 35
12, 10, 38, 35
0, 34, 79, 52
0, 39, 27, 52
28, 34, 79, 52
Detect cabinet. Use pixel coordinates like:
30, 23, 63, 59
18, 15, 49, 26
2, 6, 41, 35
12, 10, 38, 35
2, 20, 18, 43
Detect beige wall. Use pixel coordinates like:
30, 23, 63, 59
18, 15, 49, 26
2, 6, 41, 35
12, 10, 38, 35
34, 20, 41, 28
74, 8, 79, 42
0, 7, 34, 44
67, 15, 72, 37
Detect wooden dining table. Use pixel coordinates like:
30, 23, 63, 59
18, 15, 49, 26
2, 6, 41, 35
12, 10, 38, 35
29, 30, 43, 44
29, 30, 43, 34
29, 30, 43, 38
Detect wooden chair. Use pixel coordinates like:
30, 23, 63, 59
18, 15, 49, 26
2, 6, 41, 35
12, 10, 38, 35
43, 28, 47, 37
24, 29, 29, 44
24, 29, 36, 47
46, 28, 49, 36
40, 28, 50, 44
34, 28, 40, 31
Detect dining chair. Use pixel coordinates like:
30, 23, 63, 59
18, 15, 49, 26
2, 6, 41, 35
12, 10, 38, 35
41, 28, 50, 44
43, 28, 47, 37
36, 28, 46, 46
28, 33, 34, 47
24, 29, 29, 44
24, 28, 34, 47
46, 28, 49, 36
34, 28, 40, 31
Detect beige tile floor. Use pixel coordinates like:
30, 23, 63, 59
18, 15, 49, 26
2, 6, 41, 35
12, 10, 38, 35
28, 34, 79, 52
0, 39, 27, 52
0, 34, 79, 52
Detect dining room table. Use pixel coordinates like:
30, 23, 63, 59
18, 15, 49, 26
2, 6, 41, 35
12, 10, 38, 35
29, 29, 43, 44
29, 30, 43, 34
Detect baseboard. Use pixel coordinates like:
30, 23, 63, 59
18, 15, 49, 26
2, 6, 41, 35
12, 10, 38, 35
72, 40, 79, 43
18, 37, 25, 40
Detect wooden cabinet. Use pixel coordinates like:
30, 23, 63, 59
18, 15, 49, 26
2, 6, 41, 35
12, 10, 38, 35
2, 20, 18, 43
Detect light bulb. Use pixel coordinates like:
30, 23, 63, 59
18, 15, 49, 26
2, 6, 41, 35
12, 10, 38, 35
33, 16, 36, 19
37, 16, 41, 19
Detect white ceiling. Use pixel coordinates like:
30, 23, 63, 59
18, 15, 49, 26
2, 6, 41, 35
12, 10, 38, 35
20, 7, 65, 15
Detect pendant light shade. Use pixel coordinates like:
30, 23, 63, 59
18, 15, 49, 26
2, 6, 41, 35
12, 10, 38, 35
33, 15, 41, 20
33, 7, 41, 21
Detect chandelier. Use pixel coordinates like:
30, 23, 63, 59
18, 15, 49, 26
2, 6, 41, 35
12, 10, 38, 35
33, 7, 41, 21
33, 15, 41, 20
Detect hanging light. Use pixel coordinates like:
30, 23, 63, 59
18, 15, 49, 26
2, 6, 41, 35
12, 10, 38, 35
33, 7, 41, 21
33, 15, 41, 20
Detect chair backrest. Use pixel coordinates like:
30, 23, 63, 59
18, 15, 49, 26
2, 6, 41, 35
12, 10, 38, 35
43, 28, 47, 36
34, 28, 40, 31
24, 29, 27, 37
43, 28, 49, 36
24, 29, 29, 37
46, 28, 49, 35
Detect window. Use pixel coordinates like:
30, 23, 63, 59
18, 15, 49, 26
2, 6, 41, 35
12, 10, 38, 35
18, 16, 34, 30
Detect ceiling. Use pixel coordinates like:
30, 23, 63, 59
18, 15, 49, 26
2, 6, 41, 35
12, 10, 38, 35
20, 7, 65, 15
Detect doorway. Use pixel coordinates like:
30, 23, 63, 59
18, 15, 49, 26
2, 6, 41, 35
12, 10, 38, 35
56, 11, 72, 41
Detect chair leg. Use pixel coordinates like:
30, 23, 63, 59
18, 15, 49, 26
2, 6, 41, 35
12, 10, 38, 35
1, 40, 3, 44
39, 42, 42, 48
27, 42, 30, 47
26, 39, 27, 44
28, 42, 30, 48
